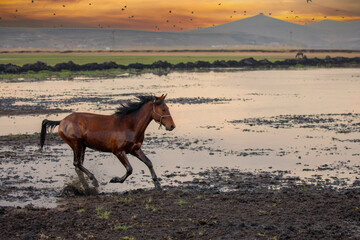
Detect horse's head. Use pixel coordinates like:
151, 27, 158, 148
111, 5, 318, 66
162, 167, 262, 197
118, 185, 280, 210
152, 94, 176, 131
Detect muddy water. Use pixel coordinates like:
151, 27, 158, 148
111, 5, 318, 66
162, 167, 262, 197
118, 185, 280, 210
1, 68, 360, 207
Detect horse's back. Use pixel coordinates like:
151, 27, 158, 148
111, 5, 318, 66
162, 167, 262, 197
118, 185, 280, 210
59, 112, 122, 152
59, 112, 113, 138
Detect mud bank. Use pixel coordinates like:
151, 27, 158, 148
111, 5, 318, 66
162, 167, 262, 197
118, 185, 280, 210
1, 56, 360, 74
0, 168, 359, 240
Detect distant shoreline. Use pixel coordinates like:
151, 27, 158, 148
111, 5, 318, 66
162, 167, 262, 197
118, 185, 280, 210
1, 56, 359, 75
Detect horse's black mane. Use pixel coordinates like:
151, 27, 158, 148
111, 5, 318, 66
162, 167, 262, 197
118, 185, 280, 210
114, 94, 158, 116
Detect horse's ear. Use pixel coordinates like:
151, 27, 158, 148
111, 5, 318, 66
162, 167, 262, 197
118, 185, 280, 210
163, 94, 167, 100
155, 94, 165, 103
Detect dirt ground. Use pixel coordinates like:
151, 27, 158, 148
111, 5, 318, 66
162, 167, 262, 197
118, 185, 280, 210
0, 168, 359, 240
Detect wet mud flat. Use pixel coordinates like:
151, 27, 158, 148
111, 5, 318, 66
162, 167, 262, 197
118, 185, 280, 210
1, 111, 359, 208
0, 68, 359, 238
0, 111, 360, 239
0, 169, 359, 240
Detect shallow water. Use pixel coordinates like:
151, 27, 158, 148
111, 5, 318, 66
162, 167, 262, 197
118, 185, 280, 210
1, 68, 360, 207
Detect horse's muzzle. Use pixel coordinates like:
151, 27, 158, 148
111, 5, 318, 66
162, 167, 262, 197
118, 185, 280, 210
166, 124, 176, 131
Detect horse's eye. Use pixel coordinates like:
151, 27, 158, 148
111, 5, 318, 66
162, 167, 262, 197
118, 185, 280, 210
162, 109, 166, 113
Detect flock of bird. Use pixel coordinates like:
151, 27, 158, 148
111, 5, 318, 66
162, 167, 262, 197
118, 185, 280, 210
0, 0, 349, 30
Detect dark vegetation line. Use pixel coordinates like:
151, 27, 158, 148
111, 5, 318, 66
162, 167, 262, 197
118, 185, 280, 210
1, 56, 359, 74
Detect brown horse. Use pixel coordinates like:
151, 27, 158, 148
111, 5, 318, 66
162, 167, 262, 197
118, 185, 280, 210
40, 94, 175, 189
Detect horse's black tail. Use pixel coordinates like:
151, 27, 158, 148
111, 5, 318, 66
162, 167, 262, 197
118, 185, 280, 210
40, 119, 61, 151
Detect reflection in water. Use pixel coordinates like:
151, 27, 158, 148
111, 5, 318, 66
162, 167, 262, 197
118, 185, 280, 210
0, 68, 360, 206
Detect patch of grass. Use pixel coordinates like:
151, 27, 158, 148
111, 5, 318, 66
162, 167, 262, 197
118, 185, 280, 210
338, 130, 351, 134
145, 203, 157, 212
0, 68, 128, 81
77, 208, 85, 214
96, 206, 111, 219
177, 199, 187, 206
113, 224, 129, 231
122, 237, 135, 240
117, 196, 134, 204
258, 209, 267, 215
0, 54, 283, 66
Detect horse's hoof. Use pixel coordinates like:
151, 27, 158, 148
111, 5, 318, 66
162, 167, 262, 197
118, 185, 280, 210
92, 179, 99, 188
154, 181, 162, 190
110, 177, 123, 183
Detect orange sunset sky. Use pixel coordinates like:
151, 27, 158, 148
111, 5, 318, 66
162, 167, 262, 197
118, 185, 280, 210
0, 0, 359, 31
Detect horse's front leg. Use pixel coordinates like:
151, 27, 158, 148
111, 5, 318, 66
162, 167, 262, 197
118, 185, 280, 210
110, 151, 133, 183
132, 149, 161, 189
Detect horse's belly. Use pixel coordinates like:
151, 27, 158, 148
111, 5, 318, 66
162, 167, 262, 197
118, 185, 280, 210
83, 132, 115, 152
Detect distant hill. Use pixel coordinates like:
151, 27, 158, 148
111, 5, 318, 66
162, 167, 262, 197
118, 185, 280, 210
0, 14, 359, 49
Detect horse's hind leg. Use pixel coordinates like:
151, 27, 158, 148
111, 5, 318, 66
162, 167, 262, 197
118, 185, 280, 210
73, 141, 99, 187
110, 151, 133, 183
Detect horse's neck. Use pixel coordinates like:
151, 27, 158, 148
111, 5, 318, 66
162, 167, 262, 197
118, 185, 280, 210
131, 102, 153, 139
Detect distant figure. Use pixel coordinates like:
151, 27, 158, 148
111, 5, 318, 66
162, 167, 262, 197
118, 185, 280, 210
295, 51, 305, 59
